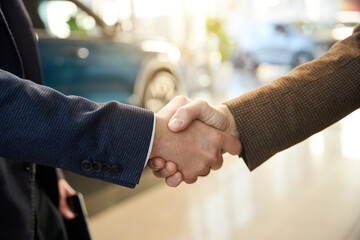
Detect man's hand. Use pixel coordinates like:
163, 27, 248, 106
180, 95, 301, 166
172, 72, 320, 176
149, 96, 241, 185
168, 97, 239, 137
58, 179, 76, 220
147, 158, 183, 187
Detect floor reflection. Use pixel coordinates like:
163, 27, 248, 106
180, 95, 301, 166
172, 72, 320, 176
89, 65, 360, 240
341, 110, 360, 159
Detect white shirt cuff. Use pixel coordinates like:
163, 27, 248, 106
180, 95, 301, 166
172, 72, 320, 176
144, 113, 156, 168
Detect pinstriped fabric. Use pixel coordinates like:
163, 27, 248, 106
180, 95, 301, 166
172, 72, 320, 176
0, 0, 155, 238
0, 0, 42, 82
225, 24, 360, 171
0, 8, 25, 78
0, 71, 154, 188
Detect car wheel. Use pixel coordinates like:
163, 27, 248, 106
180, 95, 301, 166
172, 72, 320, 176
143, 71, 179, 112
292, 52, 313, 68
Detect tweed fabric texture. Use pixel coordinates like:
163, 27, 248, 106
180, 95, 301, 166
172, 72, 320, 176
225, 25, 360, 171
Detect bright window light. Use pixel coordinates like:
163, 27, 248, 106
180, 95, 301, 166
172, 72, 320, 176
42, 1, 77, 38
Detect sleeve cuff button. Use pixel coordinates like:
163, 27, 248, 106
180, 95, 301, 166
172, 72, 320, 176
92, 161, 102, 172
101, 162, 111, 173
81, 160, 93, 171
110, 164, 123, 176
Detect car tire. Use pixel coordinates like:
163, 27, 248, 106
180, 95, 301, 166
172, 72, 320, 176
142, 71, 179, 112
292, 52, 313, 68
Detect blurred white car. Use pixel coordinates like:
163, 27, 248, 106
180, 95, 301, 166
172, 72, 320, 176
233, 22, 335, 71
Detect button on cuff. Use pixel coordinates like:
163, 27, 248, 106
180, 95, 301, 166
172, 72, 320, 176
92, 161, 102, 173
81, 160, 93, 172
110, 164, 123, 176
101, 162, 111, 173
81, 160, 123, 176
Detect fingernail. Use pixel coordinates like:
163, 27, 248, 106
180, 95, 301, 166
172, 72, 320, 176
152, 160, 159, 168
166, 165, 175, 174
173, 172, 181, 180
169, 118, 183, 129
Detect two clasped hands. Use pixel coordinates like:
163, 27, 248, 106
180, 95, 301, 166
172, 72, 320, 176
147, 96, 242, 187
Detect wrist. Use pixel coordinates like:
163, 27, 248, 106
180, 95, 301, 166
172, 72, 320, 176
150, 114, 165, 159
219, 104, 239, 138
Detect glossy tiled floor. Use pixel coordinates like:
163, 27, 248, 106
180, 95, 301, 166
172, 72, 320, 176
88, 110, 360, 240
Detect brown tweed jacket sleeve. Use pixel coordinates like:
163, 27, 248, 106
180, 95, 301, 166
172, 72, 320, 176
225, 24, 360, 171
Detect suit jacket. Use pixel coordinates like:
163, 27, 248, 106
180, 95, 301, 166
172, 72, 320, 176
225, 25, 360, 171
0, 0, 154, 239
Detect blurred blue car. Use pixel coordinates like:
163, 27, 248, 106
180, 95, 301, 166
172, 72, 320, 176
23, 0, 187, 213
24, 0, 185, 112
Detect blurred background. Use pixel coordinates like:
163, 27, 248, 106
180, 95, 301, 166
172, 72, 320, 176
24, 0, 360, 239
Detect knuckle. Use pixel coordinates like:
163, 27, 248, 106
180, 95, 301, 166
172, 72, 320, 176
174, 95, 189, 105
208, 130, 223, 143
194, 99, 209, 110
176, 107, 191, 119
218, 158, 224, 168
164, 163, 176, 175
214, 130, 224, 141
185, 177, 197, 184
207, 149, 219, 160
153, 171, 163, 178
176, 106, 188, 115
150, 165, 161, 171
212, 158, 223, 170
160, 169, 170, 177
199, 160, 208, 169
196, 99, 207, 106
165, 178, 178, 187
201, 168, 211, 176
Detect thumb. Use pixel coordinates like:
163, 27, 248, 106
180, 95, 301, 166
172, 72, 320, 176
168, 100, 213, 132
221, 133, 242, 156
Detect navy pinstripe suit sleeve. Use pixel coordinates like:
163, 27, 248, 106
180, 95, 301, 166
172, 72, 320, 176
0, 69, 154, 188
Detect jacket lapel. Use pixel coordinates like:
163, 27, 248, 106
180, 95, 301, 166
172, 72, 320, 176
0, 7, 25, 78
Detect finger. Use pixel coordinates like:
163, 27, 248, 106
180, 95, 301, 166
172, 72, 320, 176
153, 161, 178, 178
57, 179, 76, 220
59, 196, 76, 220
168, 99, 212, 132
157, 96, 190, 117
221, 133, 242, 155
59, 179, 76, 195
199, 167, 211, 177
165, 171, 183, 187
147, 158, 166, 171
183, 177, 198, 184
211, 153, 224, 171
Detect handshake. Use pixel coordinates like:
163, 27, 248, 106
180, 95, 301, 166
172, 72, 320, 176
148, 96, 242, 187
